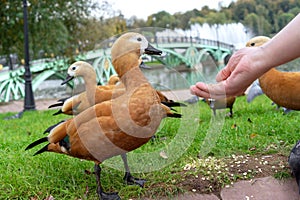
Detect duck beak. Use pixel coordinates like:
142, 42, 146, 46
61, 74, 74, 85
139, 61, 151, 69
144, 43, 162, 55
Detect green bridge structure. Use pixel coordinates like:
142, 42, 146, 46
0, 36, 234, 103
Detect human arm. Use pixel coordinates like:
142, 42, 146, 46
190, 13, 300, 99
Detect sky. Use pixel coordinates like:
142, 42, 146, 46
102, 0, 236, 20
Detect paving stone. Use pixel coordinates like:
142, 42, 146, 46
221, 176, 300, 200
142, 193, 220, 200
170, 193, 220, 200
0, 99, 57, 113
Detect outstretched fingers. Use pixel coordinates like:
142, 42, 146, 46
190, 82, 227, 99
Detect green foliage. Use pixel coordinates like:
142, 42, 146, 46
229, 0, 300, 35
0, 0, 101, 61
0, 95, 298, 199
205, 12, 229, 25
147, 11, 177, 29
143, 0, 299, 36
1, 0, 300, 65
277, 12, 295, 30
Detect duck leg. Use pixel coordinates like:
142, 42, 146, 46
228, 107, 233, 117
212, 109, 216, 116
94, 164, 120, 200
121, 154, 146, 187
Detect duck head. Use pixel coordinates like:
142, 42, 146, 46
246, 36, 270, 47
61, 61, 96, 85
111, 32, 162, 77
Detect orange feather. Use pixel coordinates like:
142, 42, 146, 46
50, 61, 183, 116
204, 96, 236, 117
26, 32, 175, 198
246, 36, 300, 110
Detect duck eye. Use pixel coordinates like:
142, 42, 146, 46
250, 43, 255, 46
137, 37, 142, 42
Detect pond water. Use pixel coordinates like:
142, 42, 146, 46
142, 65, 218, 91
142, 55, 220, 91
34, 57, 219, 100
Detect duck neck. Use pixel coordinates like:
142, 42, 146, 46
113, 52, 148, 89
120, 66, 148, 90
83, 72, 97, 105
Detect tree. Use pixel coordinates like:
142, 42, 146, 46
277, 12, 295, 30
0, 0, 99, 62
146, 11, 176, 28
244, 13, 260, 34
0, 1, 24, 63
232, 0, 256, 21
175, 9, 202, 30
205, 12, 228, 25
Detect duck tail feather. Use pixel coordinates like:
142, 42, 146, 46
33, 144, 50, 156
162, 101, 187, 107
58, 96, 70, 102
167, 113, 182, 118
43, 120, 65, 134
48, 102, 63, 109
25, 137, 48, 151
52, 109, 64, 116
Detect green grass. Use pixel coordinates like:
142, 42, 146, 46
0, 95, 299, 199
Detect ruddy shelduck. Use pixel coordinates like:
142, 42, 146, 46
246, 36, 300, 110
49, 62, 124, 116
203, 96, 236, 117
26, 32, 173, 199
49, 62, 184, 116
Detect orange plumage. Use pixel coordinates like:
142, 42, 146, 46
49, 62, 184, 116
25, 32, 176, 199
246, 36, 300, 110
204, 96, 236, 117
48, 63, 124, 115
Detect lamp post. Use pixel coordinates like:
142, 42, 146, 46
4, 0, 35, 120
23, 0, 35, 111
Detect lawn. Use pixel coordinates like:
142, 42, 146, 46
0, 95, 299, 199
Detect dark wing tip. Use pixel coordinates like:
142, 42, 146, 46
33, 144, 50, 156
167, 113, 182, 118
25, 137, 48, 151
48, 102, 64, 109
52, 109, 63, 116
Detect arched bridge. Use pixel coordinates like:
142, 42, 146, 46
0, 36, 234, 103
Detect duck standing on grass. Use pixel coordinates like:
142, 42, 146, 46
49, 61, 185, 116
246, 36, 300, 110
47, 62, 181, 187
203, 96, 236, 117
25, 32, 174, 200
46, 60, 182, 188
288, 140, 300, 194
48, 62, 124, 116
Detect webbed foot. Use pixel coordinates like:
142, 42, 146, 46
123, 172, 146, 188
99, 191, 121, 200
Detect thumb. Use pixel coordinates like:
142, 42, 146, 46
216, 67, 232, 82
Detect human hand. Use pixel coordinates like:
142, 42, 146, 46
190, 47, 265, 99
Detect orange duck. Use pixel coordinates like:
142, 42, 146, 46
26, 32, 180, 199
246, 36, 300, 110
49, 62, 124, 115
49, 61, 184, 116
203, 96, 236, 117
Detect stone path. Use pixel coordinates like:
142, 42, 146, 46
144, 176, 299, 200
0, 98, 57, 113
